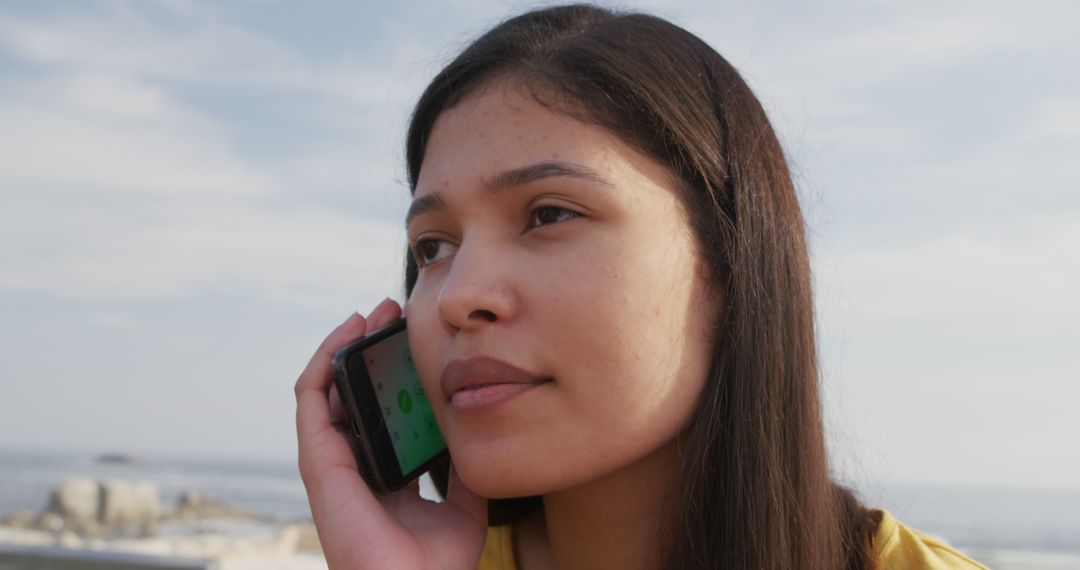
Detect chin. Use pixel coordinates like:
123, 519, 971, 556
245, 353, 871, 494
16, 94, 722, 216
453, 457, 542, 498
451, 445, 602, 499
449, 448, 559, 499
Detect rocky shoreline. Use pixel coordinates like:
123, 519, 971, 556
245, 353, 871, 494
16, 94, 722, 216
0, 477, 326, 569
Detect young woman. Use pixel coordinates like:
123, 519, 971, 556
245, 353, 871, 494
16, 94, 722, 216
295, 5, 989, 569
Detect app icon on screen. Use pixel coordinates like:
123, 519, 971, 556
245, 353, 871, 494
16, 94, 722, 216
397, 389, 413, 414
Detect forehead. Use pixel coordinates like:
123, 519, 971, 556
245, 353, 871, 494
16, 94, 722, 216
415, 82, 643, 196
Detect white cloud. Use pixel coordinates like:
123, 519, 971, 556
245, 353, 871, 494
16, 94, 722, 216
0, 7, 294, 85
72, 309, 141, 329
816, 215, 1080, 333
0, 65, 411, 309
0, 3, 421, 310
0, 189, 406, 309
0, 3, 441, 105
815, 215, 1080, 487
1026, 97, 1080, 141
0, 85, 271, 196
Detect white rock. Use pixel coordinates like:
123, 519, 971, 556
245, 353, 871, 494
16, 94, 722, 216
57, 530, 84, 548
44, 478, 99, 525
38, 511, 64, 532
99, 479, 162, 532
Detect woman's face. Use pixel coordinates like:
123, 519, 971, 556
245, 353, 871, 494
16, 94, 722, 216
405, 81, 716, 498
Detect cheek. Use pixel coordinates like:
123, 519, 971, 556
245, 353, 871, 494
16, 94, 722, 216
539, 229, 708, 372
523, 233, 712, 456
557, 292, 710, 438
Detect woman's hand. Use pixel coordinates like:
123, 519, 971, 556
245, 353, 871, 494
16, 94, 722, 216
295, 298, 489, 569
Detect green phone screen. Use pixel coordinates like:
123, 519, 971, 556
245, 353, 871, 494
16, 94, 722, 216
361, 331, 446, 475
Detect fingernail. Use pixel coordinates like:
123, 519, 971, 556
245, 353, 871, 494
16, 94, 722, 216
343, 312, 361, 325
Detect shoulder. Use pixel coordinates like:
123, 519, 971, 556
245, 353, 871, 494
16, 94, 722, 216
477, 524, 517, 570
874, 509, 990, 569
479, 510, 991, 570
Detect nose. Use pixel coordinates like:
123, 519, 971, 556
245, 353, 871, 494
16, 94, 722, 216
437, 239, 519, 333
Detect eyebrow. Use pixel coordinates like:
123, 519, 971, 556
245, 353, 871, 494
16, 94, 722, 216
404, 161, 612, 228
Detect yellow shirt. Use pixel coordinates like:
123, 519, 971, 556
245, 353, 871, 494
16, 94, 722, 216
873, 510, 990, 569
476, 509, 989, 569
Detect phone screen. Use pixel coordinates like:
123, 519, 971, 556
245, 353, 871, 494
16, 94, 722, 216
360, 330, 446, 475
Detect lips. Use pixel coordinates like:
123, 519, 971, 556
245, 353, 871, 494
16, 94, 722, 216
440, 356, 549, 403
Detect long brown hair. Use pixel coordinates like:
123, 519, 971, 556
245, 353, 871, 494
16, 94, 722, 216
403, 4, 879, 569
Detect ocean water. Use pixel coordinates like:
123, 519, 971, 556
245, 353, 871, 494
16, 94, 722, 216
866, 482, 1080, 553
861, 481, 1080, 568
2, 449, 1078, 568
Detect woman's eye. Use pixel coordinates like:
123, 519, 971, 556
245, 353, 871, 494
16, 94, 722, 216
412, 238, 457, 267
528, 205, 580, 228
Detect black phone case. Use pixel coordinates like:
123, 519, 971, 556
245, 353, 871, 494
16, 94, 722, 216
330, 319, 448, 494
331, 329, 395, 494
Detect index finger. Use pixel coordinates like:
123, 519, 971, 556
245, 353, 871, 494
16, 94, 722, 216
295, 312, 368, 440
295, 298, 402, 440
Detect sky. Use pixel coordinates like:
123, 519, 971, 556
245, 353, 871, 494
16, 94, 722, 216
0, 0, 1077, 492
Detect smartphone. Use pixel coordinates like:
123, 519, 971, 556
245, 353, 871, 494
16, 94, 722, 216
331, 318, 449, 493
